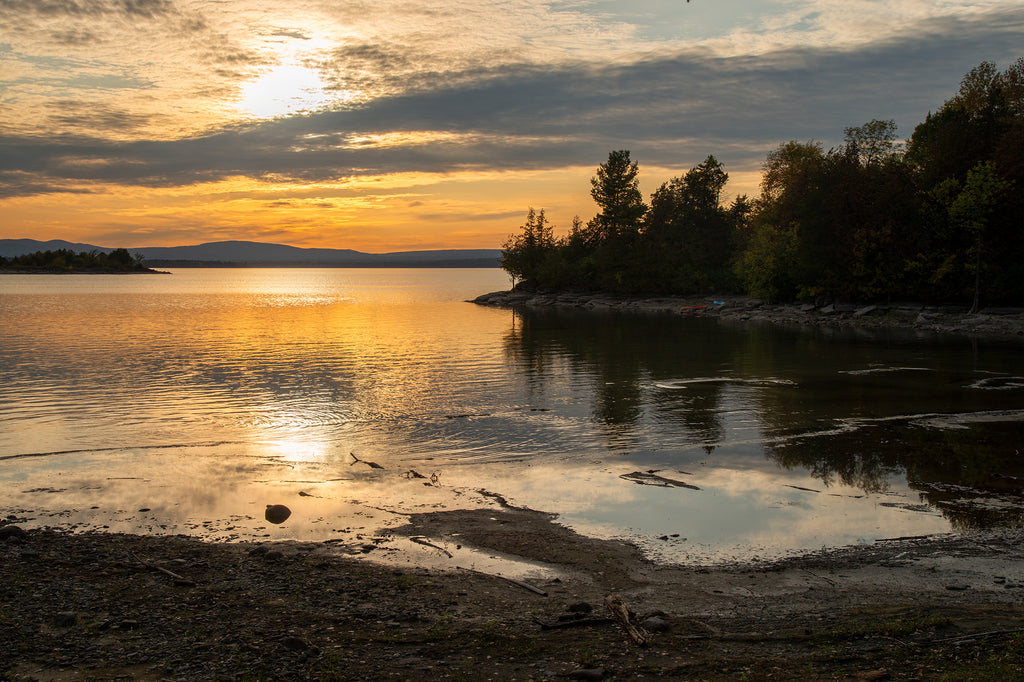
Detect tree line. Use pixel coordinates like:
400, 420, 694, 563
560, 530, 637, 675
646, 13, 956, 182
501, 59, 1024, 308
0, 248, 152, 273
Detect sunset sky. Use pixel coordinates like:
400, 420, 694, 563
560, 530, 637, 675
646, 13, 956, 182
1, 1, 1022, 252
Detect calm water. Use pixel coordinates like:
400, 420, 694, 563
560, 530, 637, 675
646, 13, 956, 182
2, 269, 1023, 567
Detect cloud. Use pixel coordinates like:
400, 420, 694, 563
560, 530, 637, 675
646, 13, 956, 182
1, 4, 1022, 200
415, 209, 525, 223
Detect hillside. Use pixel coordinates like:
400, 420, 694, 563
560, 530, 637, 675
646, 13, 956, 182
0, 239, 501, 268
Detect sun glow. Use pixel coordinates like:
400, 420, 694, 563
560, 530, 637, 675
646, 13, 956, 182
238, 64, 332, 118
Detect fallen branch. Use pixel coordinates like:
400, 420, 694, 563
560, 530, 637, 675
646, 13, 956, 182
874, 534, 933, 543
349, 452, 384, 469
462, 568, 548, 596
533, 616, 616, 631
130, 553, 195, 586
409, 536, 453, 558
921, 627, 1024, 646
620, 471, 700, 490
605, 592, 649, 646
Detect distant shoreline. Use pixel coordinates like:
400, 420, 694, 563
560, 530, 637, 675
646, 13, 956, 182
141, 260, 502, 268
0, 268, 170, 275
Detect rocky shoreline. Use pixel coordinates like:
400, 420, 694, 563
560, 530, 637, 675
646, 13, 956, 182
473, 290, 1024, 339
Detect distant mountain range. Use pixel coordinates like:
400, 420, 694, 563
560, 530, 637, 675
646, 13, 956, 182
0, 239, 502, 268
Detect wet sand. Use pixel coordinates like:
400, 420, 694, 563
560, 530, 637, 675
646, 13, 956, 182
3, 503, 1024, 680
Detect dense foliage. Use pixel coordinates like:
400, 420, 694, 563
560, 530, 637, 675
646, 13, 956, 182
501, 59, 1024, 306
0, 248, 151, 273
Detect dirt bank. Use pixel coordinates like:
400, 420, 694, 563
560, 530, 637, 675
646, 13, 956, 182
472, 290, 1024, 339
3, 506, 1024, 680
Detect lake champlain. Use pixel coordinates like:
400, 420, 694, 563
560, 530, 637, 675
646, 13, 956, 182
2, 269, 1022, 567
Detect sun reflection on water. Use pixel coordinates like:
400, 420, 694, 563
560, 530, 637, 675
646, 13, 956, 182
2, 269, 1024, 568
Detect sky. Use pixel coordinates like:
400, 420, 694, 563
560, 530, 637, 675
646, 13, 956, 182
1, 0, 1022, 252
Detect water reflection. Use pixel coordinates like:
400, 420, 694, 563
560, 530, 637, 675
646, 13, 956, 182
2, 269, 1023, 566
502, 305, 1024, 533
503, 309, 742, 447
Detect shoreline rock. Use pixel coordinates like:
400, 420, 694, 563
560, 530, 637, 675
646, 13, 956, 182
472, 290, 1024, 339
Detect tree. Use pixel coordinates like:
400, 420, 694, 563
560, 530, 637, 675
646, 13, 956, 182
644, 155, 735, 293
734, 221, 800, 301
843, 119, 900, 165
589, 150, 647, 244
738, 141, 825, 299
500, 208, 555, 287
760, 140, 825, 205
951, 61, 1003, 120
906, 58, 1024, 304
944, 161, 1013, 312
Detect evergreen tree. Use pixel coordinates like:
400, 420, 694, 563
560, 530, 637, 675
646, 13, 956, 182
500, 208, 555, 287
589, 150, 647, 245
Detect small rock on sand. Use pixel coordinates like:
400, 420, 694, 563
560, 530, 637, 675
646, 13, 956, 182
265, 504, 291, 524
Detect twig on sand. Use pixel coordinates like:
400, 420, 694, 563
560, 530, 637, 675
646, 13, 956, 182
409, 536, 453, 558
406, 533, 548, 596
462, 567, 548, 596
922, 627, 1024, 646
533, 616, 615, 630
130, 553, 195, 586
349, 452, 384, 469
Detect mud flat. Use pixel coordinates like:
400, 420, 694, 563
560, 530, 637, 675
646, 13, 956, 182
473, 290, 1024, 339
3, 503, 1024, 681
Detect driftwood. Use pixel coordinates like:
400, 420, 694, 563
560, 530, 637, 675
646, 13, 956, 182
922, 627, 1024, 646
405, 532, 547, 596
130, 553, 195, 586
409, 536, 453, 558
875, 534, 933, 543
463, 568, 548, 596
619, 471, 700, 490
604, 592, 649, 646
349, 452, 384, 469
533, 616, 616, 631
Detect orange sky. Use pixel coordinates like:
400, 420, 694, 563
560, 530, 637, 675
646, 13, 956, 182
1, 1, 1020, 251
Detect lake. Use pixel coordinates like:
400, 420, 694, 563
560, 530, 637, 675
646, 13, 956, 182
2, 268, 1023, 567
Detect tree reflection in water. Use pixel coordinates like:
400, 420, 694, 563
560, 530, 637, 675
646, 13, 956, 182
502, 304, 1024, 530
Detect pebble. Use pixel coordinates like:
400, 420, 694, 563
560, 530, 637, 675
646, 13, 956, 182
0, 525, 27, 540
265, 504, 291, 524
642, 616, 670, 632
281, 636, 307, 651
52, 611, 78, 627
945, 583, 971, 591
570, 668, 607, 680
567, 602, 593, 614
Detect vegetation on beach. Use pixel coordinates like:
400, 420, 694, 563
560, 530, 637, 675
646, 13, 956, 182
0, 247, 156, 273
501, 59, 1024, 308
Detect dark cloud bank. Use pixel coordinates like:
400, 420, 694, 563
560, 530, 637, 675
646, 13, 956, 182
2, 8, 1022, 198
